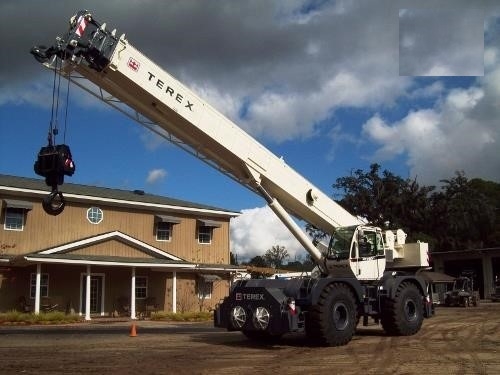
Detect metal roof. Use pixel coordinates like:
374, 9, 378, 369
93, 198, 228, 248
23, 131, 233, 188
3, 199, 33, 210
420, 271, 455, 283
0, 174, 239, 216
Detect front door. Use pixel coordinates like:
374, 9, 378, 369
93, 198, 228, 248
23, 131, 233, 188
81, 275, 104, 315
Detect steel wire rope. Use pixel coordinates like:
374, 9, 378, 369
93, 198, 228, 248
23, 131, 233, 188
63, 68, 71, 143
52, 57, 63, 141
48, 54, 72, 145
47, 56, 60, 145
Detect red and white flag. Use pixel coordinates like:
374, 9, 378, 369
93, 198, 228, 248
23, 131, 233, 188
75, 15, 88, 37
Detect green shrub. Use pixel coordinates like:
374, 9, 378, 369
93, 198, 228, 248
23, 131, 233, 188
150, 311, 212, 322
0, 310, 212, 324
0, 310, 83, 325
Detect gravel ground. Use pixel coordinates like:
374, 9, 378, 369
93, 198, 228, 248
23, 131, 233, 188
0, 303, 499, 374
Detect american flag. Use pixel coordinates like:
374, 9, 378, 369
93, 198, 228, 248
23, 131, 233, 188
75, 15, 88, 37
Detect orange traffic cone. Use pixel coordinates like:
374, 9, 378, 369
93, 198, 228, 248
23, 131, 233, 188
129, 322, 137, 337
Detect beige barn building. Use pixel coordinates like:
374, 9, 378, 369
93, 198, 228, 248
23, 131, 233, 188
0, 174, 242, 319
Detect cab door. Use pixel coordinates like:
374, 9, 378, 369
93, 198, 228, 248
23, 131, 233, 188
352, 230, 386, 280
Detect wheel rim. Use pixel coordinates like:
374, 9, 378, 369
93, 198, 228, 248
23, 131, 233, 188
252, 307, 270, 330
332, 302, 349, 330
404, 299, 417, 322
230, 306, 246, 329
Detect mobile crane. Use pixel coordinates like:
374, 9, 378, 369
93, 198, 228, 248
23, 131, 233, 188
31, 10, 433, 346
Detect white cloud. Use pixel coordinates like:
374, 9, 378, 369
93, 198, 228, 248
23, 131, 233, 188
237, 71, 411, 142
189, 83, 241, 125
2, 1, 498, 192
362, 115, 405, 159
446, 87, 484, 111
482, 62, 500, 98
363, 81, 500, 184
0, 77, 60, 108
399, 8, 484, 76
146, 169, 167, 184
230, 205, 308, 263
140, 130, 168, 151
4, 1, 412, 145
400, 34, 415, 49
326, 123, 362, 162
484, 47, 497, 68
424, 64, 456, 76
362, 14, 500, 184
407, 81, 445, 99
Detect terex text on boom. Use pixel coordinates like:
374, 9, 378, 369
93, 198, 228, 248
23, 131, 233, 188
147, 71, 194, 111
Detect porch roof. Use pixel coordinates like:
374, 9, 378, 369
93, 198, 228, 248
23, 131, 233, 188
22, 253, 244, 273
420, 271, 455, 283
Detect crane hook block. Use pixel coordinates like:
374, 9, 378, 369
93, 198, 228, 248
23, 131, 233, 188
34, 144, 75, 215
42, 190, 66, 216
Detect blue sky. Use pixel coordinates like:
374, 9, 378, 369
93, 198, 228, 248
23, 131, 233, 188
1, 0, 499, 262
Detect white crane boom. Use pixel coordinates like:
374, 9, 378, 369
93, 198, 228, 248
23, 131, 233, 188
74, 39, 360, 231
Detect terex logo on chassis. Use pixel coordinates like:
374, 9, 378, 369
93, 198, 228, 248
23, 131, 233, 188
235, 293, 265, 301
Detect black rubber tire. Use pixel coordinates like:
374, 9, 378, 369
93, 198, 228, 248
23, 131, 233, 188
444, 295, 450, 307
381, 281, 423, 336
305, 283, 356, 346
462, 297, 469, 308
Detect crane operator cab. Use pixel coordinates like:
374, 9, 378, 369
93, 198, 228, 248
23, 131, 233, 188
325, 225, 387, 280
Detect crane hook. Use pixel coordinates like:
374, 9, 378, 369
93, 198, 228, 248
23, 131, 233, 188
34, 144, 75, 216
42, 187, 66, 216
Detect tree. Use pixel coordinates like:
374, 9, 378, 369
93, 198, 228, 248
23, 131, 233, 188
264, 245, 289, 269
247, 255, 268, 268
305, 224, 328, 245
230, 251, 239, 265
332, 163, 435, 242
329, 164, 498, 252
430, 172, 496, 251
469, 178, 500, 246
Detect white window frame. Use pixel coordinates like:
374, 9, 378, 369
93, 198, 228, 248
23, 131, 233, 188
4, 207, 25, 231
197, 280, 213, 299
197, 225, 212, 244
135, 276, 148, 299
156, 221, 172, 242
30, 273, 49, 299
86, 207, 103, 224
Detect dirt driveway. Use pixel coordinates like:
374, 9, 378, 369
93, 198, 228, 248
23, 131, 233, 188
0, 303, 499, 374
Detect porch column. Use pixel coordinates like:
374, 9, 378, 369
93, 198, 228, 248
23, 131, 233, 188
85, 265, 91, 321
34, 263, 41, 314
172, 271, 177, 313
130, 267, 137, 320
